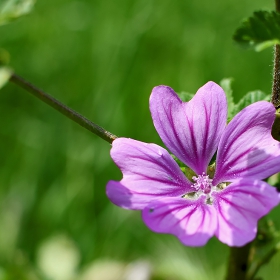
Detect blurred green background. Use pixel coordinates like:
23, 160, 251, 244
1, 0, 280, 279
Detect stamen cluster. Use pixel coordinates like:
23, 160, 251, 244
192, 173, 213, 194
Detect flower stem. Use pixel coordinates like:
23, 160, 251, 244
271, 0, 280, 109
272, 45, 280, 109
224, 242, 252, 280
9, 73, 117, 144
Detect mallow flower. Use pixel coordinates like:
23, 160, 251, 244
106, 82, 280, 247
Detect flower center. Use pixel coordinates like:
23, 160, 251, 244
192, 173, 212, 194
181, 171, 228, 204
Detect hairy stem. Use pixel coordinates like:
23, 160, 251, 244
224, 243, 252, 280
272, 0, 280, 108
272, 45, 280, 109
9, 73, 117, 144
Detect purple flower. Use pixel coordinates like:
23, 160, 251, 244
106, 82, 280, 247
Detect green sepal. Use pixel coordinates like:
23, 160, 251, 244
207, 162, 216, 179
181, 166, 196, 182
171, 154, 196, 181
171, 154, 185, 168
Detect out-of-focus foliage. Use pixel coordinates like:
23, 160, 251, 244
1, 0, 280, 279
0, 0, 35, 26
0, 48, 10, 65
233, 10, 280, 51
0, 66, 12, 89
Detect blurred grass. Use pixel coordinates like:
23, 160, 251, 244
0, 0, 279, 279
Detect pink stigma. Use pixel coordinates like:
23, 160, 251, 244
192, 173, 213, 194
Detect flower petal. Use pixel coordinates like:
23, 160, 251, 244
142, 196, 218, 246
107, 181, 162, 210
214, 101, 280, 183
106, 138, 192, 210
150, 82, 227, 175
212, 179, 279, 246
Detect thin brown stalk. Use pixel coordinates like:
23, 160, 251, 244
9, 73, 117, 144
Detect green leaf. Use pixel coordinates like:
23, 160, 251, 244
220, 78, 235, 119
233, 11, 280, 52
0, 66, 12, 89
177, 91, 194, 102
0, 0, 35, 26
233, 90, 270, 115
